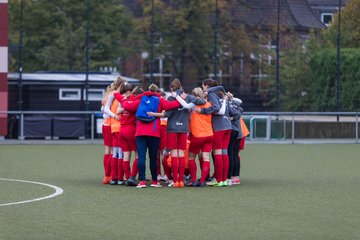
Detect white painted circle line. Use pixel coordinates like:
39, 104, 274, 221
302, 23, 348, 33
0, 178, 64, 207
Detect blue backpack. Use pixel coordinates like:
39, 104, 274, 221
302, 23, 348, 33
136, 95, 160, 122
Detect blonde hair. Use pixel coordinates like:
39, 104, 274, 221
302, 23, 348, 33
148, 83, 160, 92
192, 87, 205, 99
104, 82, 114, 96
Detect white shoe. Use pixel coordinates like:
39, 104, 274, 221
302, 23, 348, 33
167, 180, 174, 187
151, 181, 162, 188
226, 179, 232, 186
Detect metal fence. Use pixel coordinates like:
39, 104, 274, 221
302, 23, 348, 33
243, 112, 359, 144
1, 111, 359, 144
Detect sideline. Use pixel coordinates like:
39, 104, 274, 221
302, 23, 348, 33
0, 178, 64, 207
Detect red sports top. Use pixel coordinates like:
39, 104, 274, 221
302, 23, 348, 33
116, 92, 180, 138
114, 94, 137, 127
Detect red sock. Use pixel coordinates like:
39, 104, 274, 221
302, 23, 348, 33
222, 154, 229, 182
178, 157, 185, 182
211, 155, 216, 178
123, 160, 131, 180
214, 154, 223, 182
171, 157, 179, 183
188, 159, 197, 182
117, 159, 124, 181
162, 156, 171, 180
200, 161, 210, 183
106, 154, 112, 177
131, 158, 138, 177
111, 157, 118, 180
103, 154, 109, 176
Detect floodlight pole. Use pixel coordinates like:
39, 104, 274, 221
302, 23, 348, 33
85, 0, 90, 112
213, 0, 219, 80
150, 0, 155, 84
275, 0, 281, 112
336, 0, 341, 122
18, 0, 24, 112
18, 0, 24, 140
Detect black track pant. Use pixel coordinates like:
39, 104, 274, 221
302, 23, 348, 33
227, 130, 240, 178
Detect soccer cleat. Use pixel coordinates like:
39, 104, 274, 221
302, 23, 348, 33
151, 180, 162, 188
226, 179, 232, 186
216, 181, 224, 187
157, 175, 168, 181
136, 181, 147, 188
206, 178, 218, 186
185, 181, 197, 187
102, 176, 111, 184
167, 180, 174, 187
117, 180, 126, 185
173, 181, 180, 188
126, 177, 139, 187
232, 178, 241, 185
109, 180, 118, 185
196, 181, 206, 187
222, 180, 228, 187
179, 181, 184, 188
161, 175, 168, 182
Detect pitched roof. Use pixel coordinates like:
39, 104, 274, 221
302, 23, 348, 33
307, 0, 348, 6
234, 0, 325, 30
287, 0, 325, 28
8, 72, 140, 85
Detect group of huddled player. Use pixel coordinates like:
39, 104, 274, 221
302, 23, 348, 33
100, 76, 249, 188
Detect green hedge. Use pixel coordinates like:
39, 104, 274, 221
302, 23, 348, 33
309, 48, 360, 111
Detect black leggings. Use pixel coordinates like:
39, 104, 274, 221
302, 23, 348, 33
227, 130, 240, 179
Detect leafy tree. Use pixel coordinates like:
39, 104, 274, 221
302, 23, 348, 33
320, 0, 360, 48
133, 0, 215, 85
301, 0, 360, 111
132, 0, 253, 91
265, 0, 360, 111
309, 48, 360, 112
8, 0, 133, 72
279, 31, 317, 111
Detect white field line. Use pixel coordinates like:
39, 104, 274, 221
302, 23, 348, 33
0, 178, 64, 207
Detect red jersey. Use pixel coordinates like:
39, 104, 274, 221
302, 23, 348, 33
114, 93, 137, 127
118, 92, 180, 138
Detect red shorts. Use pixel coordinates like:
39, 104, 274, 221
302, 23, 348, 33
188, 135, 213, 154
159, 125, 167, 150
119, 125, 136, 151
213, 130, 231, 150
102, 125, 112, 147
112, 132, 121, 148
167, 132, 187, 150
239, 137, 246, 150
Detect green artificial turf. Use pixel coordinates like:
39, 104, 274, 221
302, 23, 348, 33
0, 144, 359, 240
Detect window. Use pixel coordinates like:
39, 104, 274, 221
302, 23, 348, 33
83, 89, 104, 101
321, 13, 333, 26
59, 88, 81, 101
